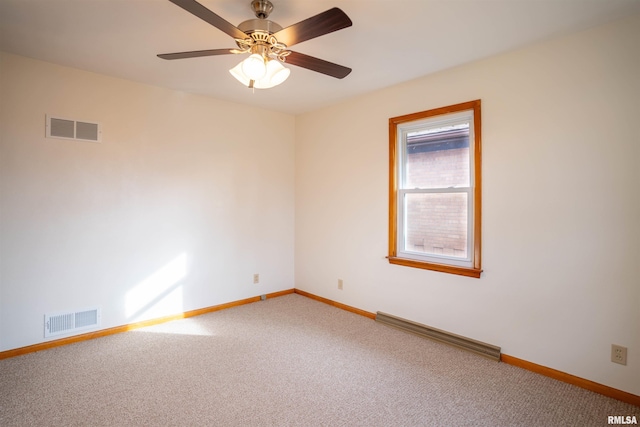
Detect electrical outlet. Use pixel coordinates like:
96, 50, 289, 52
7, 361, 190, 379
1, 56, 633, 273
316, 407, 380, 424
338, 279, 343, 290
253, 274, 259, 284
611, 344, 627, 365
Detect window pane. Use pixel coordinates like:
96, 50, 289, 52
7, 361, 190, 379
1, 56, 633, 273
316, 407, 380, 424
404, 123, 470, 189
404, 192, 468, 259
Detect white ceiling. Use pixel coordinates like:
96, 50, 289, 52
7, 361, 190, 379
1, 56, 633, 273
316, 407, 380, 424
1, 0, 639, 115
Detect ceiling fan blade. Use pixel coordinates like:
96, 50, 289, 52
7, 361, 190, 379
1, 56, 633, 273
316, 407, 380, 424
158, 49, 236, 60
285, 51, 351, 79
168, 0, 247, 40
272, 8, 352, 47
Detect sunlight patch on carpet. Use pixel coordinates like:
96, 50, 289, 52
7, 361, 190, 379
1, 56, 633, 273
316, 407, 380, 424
133, 318, 215, 336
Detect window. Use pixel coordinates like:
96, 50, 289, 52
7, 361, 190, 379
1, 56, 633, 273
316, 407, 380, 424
388, 100, 482, 278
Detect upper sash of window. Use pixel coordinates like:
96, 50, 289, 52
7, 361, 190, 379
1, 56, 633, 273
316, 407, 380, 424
398, 110, 474, 191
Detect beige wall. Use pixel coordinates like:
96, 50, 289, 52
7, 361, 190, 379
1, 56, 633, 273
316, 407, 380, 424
0, 52, 295, 351
295, 14, 640, 395
1, 13, 639, 397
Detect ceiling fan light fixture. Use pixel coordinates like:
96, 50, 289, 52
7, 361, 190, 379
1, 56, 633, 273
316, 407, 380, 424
229, 62, 251, 86
229, 57, 289, 89
241, 53, 267, 80
264, 59, 290, 87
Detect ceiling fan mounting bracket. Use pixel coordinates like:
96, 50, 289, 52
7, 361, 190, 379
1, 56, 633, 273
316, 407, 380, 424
238, 0, 282, 35
251, 0, 274, 19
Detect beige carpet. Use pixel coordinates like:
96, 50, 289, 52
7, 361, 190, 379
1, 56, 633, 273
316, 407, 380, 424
1, 293, 637, 426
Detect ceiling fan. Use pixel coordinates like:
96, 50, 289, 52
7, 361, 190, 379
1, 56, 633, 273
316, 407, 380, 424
158, 0, 353, 89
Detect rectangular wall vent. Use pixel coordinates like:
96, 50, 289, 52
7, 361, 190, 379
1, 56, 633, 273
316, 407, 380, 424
44, 307, 101, 338
375, 311, 501, 361
46, 115, 101, 142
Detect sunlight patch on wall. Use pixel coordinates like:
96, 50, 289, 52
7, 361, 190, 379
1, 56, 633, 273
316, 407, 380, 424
126, 253, 188, 321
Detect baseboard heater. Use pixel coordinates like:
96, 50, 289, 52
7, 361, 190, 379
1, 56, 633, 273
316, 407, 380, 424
375, 311, 501, 361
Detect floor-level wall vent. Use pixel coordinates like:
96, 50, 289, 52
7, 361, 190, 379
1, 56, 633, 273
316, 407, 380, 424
44, 307, 101, 338
375, 311, 501, 361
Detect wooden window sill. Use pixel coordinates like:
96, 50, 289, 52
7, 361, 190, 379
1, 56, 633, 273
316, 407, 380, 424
387, 256, 482, 278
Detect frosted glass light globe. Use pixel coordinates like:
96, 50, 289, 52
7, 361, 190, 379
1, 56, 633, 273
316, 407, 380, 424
241, 54, 267, 80
266, 60, 290, 87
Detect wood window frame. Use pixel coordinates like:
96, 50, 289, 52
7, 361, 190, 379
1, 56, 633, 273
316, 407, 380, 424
388, 100, 482, 278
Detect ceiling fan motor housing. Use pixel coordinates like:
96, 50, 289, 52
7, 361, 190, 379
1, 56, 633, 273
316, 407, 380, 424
238, 1, 287, 59
238, 19, 282, 35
